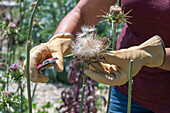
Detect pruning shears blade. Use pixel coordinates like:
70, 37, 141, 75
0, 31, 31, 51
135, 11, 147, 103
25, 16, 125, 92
37, 57, 58, 71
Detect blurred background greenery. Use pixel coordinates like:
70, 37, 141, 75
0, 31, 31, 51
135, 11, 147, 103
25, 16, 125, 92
0, 0, 124, 83
0, 0, 125, 112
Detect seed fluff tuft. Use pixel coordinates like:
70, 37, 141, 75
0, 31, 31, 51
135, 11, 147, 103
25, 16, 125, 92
72, 26, 110, 63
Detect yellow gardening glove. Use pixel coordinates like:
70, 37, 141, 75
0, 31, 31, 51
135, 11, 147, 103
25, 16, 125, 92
23, 33, 73, 83
84, 35, 166, 86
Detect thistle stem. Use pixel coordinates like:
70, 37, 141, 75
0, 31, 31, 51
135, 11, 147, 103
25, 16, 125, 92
32, 83, 37, 100
127, 60, 133, 113
112, 23, 118, 50
106, 23, 118, 113
26, 1, 41, 113
19, 80, 23, 113
106, 85, 112, 113
7, 36, 13, 91
0, 34, 5, 57
80, 74, 86, 113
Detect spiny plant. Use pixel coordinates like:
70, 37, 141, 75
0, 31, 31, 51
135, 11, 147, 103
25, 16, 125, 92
0, 63, 28, 113
99, 6, 133, 113
72, 5, 132, 113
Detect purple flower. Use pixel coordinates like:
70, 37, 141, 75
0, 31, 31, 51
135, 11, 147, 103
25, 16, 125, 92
8, 22, 16, 28
3, 17, 10, 21
10, 63, 19, 71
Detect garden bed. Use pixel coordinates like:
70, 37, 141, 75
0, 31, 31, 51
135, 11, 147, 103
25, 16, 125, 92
7, 81, 108, 113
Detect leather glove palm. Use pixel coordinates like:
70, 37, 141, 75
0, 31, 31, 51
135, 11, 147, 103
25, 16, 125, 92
23, 33, 73, 83
84, 35, 166, 86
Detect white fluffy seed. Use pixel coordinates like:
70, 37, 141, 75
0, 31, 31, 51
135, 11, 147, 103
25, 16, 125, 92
72, 26, 110, 62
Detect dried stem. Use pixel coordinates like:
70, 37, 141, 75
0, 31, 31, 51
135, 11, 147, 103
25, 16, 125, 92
26, 0, 41, 113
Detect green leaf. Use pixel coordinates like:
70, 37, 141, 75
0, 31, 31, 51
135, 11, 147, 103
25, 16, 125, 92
32, 103, 37, 109
56, 98, 62, 103
41, 102, 51, 109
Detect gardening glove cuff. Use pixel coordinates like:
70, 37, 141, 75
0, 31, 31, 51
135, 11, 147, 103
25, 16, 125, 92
138, 35, 166, 67
23, 32, 74, 83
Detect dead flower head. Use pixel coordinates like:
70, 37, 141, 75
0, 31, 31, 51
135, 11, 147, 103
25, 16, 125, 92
72, 26, 110, 64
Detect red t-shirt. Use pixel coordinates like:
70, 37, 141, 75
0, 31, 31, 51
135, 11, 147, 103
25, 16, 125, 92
115, 0, 170, 113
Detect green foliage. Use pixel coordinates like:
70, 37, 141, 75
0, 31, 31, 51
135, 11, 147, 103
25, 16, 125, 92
0, 91, 28, 113
0, 0, 125, 112
0, 77, 5, 91
0, 0, 81, 112
32, 102, 52, 113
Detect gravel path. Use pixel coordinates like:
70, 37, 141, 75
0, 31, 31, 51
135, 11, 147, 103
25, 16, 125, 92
7, 81, 108, 113
8, 82, 71, 113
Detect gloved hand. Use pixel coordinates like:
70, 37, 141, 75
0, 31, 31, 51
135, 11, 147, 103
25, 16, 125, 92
23, 33, 73, 83
84, 35, 166, 86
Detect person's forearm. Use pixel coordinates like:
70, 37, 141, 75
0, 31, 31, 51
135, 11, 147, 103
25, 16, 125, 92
159, 48, 170, 71
54, 7, 83, 36
55, 0, 117, 37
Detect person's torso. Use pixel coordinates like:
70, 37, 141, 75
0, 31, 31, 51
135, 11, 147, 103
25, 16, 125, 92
115, 0, 170, 112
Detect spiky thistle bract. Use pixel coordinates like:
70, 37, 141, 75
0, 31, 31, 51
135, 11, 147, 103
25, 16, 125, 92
98, 6, 132, 28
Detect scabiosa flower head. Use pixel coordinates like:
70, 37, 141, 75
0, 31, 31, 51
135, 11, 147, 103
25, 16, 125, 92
72, 26, 110, 63
10, 63, 19, 71
8, 22, 16, 28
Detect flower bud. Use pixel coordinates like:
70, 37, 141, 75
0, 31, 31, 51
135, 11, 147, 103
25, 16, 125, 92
31, 2, 36, 6
8, 22, 16, 28
33, 17, 39, 22
10, 63, 19, 71
3, 17, 10, 21
110, 6, 122, 14
10, 63, 24, 81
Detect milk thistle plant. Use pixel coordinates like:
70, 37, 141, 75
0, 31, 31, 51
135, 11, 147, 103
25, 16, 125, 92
99, 6, 132, 49
72, 26, 110, 113
26, 0, 41, 113
10, 63, 24, 113
99, 6, 133, 113
72, 6, 132, 112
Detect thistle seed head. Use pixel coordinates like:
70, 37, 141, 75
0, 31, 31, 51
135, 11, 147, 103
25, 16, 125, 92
76, 25, 97, 38
72, 26, 110, 63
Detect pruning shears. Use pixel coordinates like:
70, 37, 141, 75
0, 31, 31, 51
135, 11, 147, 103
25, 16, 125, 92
37, 57, 58, 71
